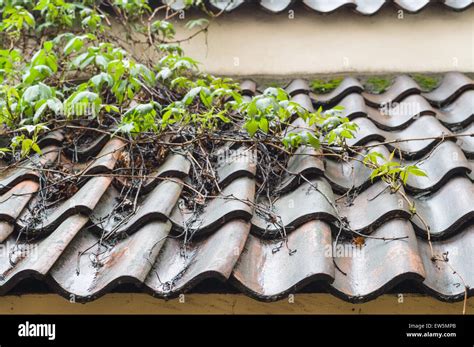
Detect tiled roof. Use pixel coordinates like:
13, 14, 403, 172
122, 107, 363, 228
162, 0, 474, 15
0, 72, 473, 303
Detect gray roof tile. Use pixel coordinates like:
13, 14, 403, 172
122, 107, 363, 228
0, 180, 39, 225
404, 141, 471, 192
411, 176, 474, 238
312, 77, 363, 106
0, 145, 60, 195
420, 225, 474, 299
146, 219, 250, 296
50, 220, 171, 299
456, 122, 474, 157
17, 176, 112, 234
252, 177, 337, 236
348, 115, 452, 158
337, 181, 411, 232
232, 220, 334, 300
330, 219, 425, 302
362, 75, 421, 107
439, 90, 474, 128
0, 72, 472, 303
91, 179, 184, 236
423, 72, 474, 107
170, 176, 255, 235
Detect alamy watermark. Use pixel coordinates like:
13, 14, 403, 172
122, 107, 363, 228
324, 243, 365, 258
379, 101, 422, 118
18, 321, 56, 341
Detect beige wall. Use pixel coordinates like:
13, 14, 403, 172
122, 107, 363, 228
1, 294, 472, 314
170, 6, 474, 76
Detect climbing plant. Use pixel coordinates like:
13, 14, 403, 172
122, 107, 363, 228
0, 0, 430, 243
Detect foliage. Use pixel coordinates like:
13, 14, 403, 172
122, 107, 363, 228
0, 0, 425, 189
411, 73, 440, 92
364, 76, 392, 94
310, 77, 343, 94
363, 150, 427, 187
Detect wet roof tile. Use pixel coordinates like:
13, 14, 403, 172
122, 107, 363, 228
337, 180, 411, 232
0, 214, 88, 294
91, 178, 184, 236
50, 220, 172, 299
232, 220, 334, 300
439, 90, 474, 128
17, 176, 113, 234
419, 225, 474, 299
0, 72, 472, 303
411, 176, 474, 238
170, 176, 255, 235
0, 180, 39, 225
457, 122, 474, 156
348, 115, 452, 158
362, 75, 421, 107
324, 141, 390, 193
277, 145, 325, 193
404, 141, 471, 193
423, 72, 474, 107
330, 218, 426, 302
0, 145, 60, 195
145, 219, 250, 297
251, 177, 337, 236
312, 77, 363, 106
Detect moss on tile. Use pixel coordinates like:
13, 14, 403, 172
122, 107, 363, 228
310, 77, 343, 94
410, 74, 440, 92
264, 81, 281, 88
364, 76, 392, 94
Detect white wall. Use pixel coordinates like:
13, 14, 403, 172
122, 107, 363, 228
171, 5, 474, 76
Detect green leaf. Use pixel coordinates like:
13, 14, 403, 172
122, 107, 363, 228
364, 151, 385, 165
103, 104, 120, 113
117, 122, 135, 134
65, 91, 101, 117
21, 138, 33, 157
157, 67, 172, 81
199, 89, 212, 107
95, 55, 109, 70
307, 132, 320, 149
388, 150, 395, 162
407, 166, 427, 177
44, 41, 53, 52
31, 142, 42, 155
64, 37, 84, 56
33, 102, 48, 123
90, 72, 113, 90
152, 20, 175, 39
22, 83, 53, 104
185, 18, 209, 30
400, 171, 409, 185
259, 117, 269, 133
245, 119, 259, 137
183, 87, 201, 105
46, 98, 63, 114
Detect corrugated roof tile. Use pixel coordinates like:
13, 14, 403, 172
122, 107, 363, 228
330, 218, 426, 302
362, 75, 421, 107
146, 219, 250, 297
423, 72, 474, 107
0, 72, 472, 303
232, 220, 334, 300
420, 225, 474, 299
